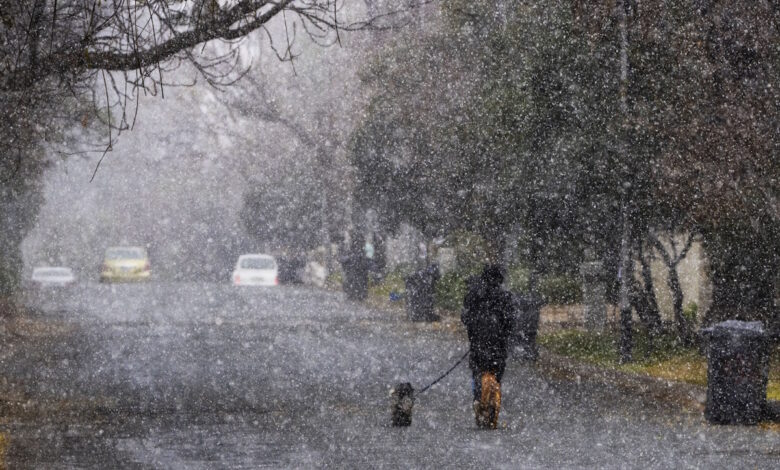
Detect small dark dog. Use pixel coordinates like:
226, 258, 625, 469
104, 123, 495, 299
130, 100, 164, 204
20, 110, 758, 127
390, 382, 415, 427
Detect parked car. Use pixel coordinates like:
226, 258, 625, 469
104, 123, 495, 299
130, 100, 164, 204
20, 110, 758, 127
100, 246, 151, 282
232, 254, 278, 286
30, 266, 76, 287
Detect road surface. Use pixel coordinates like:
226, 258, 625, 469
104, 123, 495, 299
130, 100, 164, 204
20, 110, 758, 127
1, 282, 778, 468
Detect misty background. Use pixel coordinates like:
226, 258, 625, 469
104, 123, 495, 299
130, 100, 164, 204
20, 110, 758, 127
21, 4, 398, 282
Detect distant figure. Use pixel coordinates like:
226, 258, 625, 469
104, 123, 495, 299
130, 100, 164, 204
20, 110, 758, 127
340, 235, 369, 301
419, 263, 441, 320
461, 264, 515, 428
406, 263, 441, 322
512, 291, 544, 361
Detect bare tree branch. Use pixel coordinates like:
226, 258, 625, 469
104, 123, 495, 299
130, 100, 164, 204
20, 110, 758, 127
2, 0, 434, 93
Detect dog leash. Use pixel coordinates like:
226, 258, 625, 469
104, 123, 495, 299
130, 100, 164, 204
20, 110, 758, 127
417, 349, 470, 395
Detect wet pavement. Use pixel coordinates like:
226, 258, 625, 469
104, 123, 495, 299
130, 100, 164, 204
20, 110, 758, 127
1, 282, 778, 468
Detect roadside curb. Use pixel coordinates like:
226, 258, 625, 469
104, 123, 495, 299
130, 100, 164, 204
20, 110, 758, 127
0, 316, 74, 338
533, 348, 707, 413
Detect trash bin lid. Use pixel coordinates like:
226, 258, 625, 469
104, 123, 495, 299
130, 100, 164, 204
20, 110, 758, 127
702, 320, 765, 338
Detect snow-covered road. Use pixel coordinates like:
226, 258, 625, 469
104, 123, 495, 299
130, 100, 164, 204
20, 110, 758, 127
3, 283, 778, 468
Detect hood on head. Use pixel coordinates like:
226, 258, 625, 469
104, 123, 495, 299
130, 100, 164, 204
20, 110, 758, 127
481, 264, 504, 287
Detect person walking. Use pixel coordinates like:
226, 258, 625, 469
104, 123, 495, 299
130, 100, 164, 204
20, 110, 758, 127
461, 264, 516, 428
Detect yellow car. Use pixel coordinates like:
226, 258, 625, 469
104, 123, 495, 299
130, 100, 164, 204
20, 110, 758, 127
100, 246, 151, 282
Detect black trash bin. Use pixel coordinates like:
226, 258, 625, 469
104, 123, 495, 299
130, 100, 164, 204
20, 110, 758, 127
405, 271, 422, 321
702, 320, 770, 425
512, 292, 544, 361
405, 265, 440, 322
340, 246, 368, 301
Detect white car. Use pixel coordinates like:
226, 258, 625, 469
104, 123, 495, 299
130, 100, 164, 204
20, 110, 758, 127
31, 266, 76, 287
232, 254, 278, 286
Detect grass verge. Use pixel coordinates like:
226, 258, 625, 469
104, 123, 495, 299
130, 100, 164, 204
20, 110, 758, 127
0, 432, 6, 469
539, 329, 780, 401
368, 270, 405, 303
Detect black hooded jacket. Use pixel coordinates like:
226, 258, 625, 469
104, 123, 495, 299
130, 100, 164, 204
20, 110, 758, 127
461, 267, 515, 373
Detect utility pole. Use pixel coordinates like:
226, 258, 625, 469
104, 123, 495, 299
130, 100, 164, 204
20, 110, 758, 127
313, 100, 333, 274
617, 0, 633, 364
320, 169, 332, 273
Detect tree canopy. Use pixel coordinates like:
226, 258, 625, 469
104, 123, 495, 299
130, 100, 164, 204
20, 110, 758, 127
349, 0, 779, 324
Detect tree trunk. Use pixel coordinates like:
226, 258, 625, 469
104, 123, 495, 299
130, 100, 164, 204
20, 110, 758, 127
0, 177, 43, 312
628, 276, 652, 358
28, 0, 47, 78
638, 242, 663, 337
320, 191, 332, 274
618, 214, 633, 363
667, 264, 693, 345
702, 224, 777, 327
0, 201, 25, 312
0, 243, 21, 300
484, 231, 507, 266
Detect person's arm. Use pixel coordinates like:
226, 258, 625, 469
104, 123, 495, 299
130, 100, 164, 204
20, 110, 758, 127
500, 293, 516, 334
462, 290, 477, 327
461, 302, 472, 327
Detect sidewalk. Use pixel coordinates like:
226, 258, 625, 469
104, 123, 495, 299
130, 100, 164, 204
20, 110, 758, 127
534, 348, 707, 413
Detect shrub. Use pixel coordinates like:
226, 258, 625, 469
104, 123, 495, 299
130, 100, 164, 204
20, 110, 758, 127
325, 271, 342, 289
683, 302, 698, 324
506, 265, 530, 293
435, 271, 471, 312
538, 274, 583, 305
369, 269, 406, 301
447, 231, 489, 272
